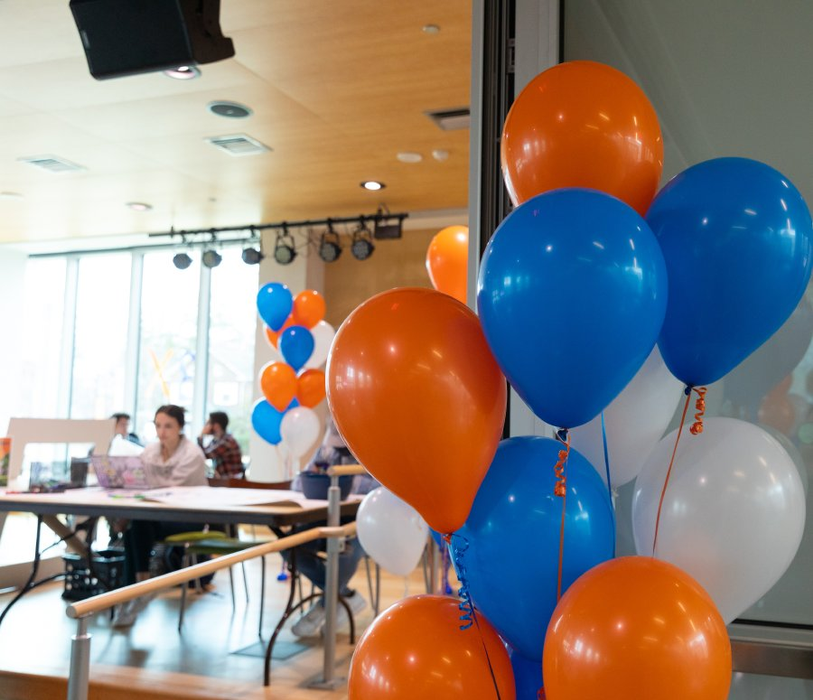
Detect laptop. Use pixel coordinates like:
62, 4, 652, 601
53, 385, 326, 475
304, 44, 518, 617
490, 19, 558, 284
91, 455, 153, 490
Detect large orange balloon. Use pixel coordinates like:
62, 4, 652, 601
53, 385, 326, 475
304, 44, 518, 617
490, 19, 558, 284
543, 557, 731, 700
501, 61, 663, 216
292, 290, 326, 329
327, 287, 506, 534
349, 595, 515, 699
426, 225, 469, 304
260, 362, 297, 412
265, 317, 294, 348
296, 369, 326, 408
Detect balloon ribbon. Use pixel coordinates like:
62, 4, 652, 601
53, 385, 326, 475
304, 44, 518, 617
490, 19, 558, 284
443, 533, 502, 699
554, 429, 570, 601
652, 386, 707, 555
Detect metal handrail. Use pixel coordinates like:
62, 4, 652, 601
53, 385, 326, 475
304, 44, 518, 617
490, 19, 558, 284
64, 521, 357, 700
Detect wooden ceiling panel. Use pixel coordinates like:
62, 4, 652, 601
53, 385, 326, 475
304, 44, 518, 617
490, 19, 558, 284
0, 0, 471, 243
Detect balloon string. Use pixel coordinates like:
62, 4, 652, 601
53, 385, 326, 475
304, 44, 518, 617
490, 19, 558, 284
554, 429, 570, 601
443, 533, 503, 699
690, 386, 708, 435
652, 388, 692, 556
600, 412, 616, 558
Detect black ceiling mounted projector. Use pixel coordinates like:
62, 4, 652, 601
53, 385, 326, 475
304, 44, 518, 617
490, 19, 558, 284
70, 0, 235, 80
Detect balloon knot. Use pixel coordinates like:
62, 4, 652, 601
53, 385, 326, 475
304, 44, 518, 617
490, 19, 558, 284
690, 387, 708, 436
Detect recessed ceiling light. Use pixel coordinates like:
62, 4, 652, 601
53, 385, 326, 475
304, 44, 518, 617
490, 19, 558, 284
361, 181, 386, 191
432, 149, 450, 162
207, 101, 253, 119
0, 191, 24, 200
422, 24, 441, 34
164, 66, 201, 80
397, 152, 423, 163
126, 201, 153, 211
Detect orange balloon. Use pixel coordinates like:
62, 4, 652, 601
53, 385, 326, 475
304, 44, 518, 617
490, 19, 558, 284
297, 369, 326, 408
426, 225, 469, 303
327, 288, 506, 534
260, 362, 297, 412
543, 557, 731, 700
501, 60, 663, 216
349, 595, 515, 699
292, 290, 326, 329
265, 317, 294, 348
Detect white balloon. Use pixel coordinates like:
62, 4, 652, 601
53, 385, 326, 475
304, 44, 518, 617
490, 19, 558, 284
570, 346, 683, 487
356, 487, 429, 576
632, 417, 806, 623
280, 407, 320, 458
305, 321, 335, 369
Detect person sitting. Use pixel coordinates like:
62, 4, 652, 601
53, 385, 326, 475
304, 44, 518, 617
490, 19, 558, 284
112, 412, 143, 446
114, 404, 209, 627
197, 411, 244, 478
284, 417, 376, 637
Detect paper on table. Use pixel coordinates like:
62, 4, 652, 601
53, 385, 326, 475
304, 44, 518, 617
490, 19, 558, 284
138, 486, 335, 509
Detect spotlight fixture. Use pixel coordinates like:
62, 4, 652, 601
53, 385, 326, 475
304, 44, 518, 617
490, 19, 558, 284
273, 227, 297, 265
241, 246, 263, 264
318, 222, 343, 263
360, 180, 386, 191
351, 222, 375, 261
373, 206, 405, 240
173, 252, 193, 270
164, 66, 201, 80
201, 249, 222, 268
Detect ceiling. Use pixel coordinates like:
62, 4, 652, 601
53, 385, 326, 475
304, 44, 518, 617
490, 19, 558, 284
0, 1, 471, 245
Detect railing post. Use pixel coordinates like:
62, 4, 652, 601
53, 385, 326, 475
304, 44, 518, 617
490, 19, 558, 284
311, 470, 344, 689
66, 616, 92, 700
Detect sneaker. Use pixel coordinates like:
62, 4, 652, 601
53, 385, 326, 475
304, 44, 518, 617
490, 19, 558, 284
111, 592, 156, 628
337, 592, 367, 629
291, 603, 326, 637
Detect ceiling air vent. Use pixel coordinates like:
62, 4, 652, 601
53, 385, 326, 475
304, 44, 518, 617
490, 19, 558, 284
425, 107, 470, 131
205, 134, 271, 156
18, 155, 86, 173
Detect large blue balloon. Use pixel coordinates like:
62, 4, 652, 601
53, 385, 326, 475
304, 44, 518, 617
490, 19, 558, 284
647, 157, 813, 387
458, 436, 615, 661
251, 398, 296, 445
477, 188, 667, 428
279, 325, 315, 372
257, 283, 293, 331
509, 648, 543, 700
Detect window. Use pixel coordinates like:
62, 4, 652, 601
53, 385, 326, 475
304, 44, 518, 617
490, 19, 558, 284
70, 255, 131, 420
135, 252, 202, 442
207, 248, 259, 453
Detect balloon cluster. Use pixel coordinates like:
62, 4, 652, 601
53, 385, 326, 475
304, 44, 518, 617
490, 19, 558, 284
327, 60, 812, 700
251, 283, 336, 474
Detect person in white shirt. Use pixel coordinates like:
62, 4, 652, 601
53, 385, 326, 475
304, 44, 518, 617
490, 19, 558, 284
114, 405, 208, 627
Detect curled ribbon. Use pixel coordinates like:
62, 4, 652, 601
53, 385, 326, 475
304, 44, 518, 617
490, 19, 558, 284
442, 533, 474, 630
690, 386, 708, 435
553, 429, 570, 498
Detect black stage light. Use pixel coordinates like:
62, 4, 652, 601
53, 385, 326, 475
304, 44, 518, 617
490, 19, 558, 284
351, 222, 375, 261
173, 252, 193, 270
274, 229, 297, 265
241, 246, 263, 264
201, 249, 222, 268
70, 0, 234, 80
318, 224, 343, 263
373, 214, 404, 240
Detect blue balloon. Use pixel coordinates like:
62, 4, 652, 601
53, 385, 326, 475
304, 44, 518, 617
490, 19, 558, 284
458, 436, 615, 661
250, 399, 284, 445
477, 188, 667, 428
257, 283, 293, 331
429, 528, 444, 548
279, 325, 315, 372
647, 157, 813, 387
509, 648, 543, 700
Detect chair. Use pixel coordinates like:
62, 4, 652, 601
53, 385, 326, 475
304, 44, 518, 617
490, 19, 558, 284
161, 477, 292, 633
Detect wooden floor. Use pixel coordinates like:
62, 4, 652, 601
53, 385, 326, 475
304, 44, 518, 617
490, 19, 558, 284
0, 547, 435, 699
